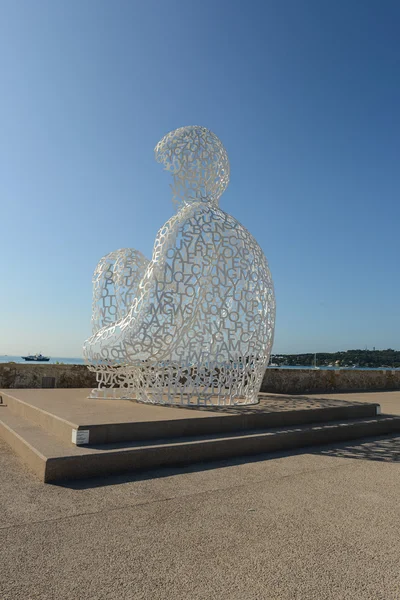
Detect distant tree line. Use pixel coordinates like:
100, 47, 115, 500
270, 349, 400, 368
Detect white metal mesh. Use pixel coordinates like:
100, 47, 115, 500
83, 126, 275, 406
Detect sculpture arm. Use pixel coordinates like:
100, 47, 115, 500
84, 205, 208, 365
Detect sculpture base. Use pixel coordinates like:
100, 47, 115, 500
88, 386, 260, 406
86, 360, 266, 407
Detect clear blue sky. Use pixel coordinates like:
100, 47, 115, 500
1, 0, 399, 357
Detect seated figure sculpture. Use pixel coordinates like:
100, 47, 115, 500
83, 126, 275, 405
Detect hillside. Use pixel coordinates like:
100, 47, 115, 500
270, 349, 400, 368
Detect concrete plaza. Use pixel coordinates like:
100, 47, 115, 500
1, 391, 400, 599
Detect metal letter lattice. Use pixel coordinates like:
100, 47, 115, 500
83, 126, 275, 405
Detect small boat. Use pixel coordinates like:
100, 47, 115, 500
21, 353, 50, 362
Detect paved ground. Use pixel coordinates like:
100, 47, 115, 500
314, 390, 400, 416
1, 392, 400, 599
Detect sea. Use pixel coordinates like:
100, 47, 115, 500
0, 355, 397, 370
0, 355, 84, 365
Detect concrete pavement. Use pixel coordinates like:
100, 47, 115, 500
1, 391, 400, 599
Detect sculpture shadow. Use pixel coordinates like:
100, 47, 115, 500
170, 394, 368, 414
312, 433, 400, 463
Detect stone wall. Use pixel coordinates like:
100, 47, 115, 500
261, 368, 400, 395
1, 363, 400, 395
0, 363, 96, 390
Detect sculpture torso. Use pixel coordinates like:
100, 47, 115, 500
124, 202, 273, 366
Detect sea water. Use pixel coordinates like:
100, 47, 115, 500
0, 355, 397, 370
0, 355, 85, 365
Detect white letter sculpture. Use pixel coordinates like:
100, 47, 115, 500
83, 126, 275, 406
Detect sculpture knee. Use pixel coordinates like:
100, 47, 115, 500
91, 248, 149, 334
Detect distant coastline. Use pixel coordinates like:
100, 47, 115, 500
1, 354, 399, 371
270, 349, 400, 369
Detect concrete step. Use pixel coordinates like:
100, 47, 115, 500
1, 389, 382, 446
1, 404, 400, 483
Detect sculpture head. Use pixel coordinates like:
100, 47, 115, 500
155, 125, 230, 208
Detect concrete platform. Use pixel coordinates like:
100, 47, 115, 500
1, 388, 400, 483
0, 388, 385, 445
